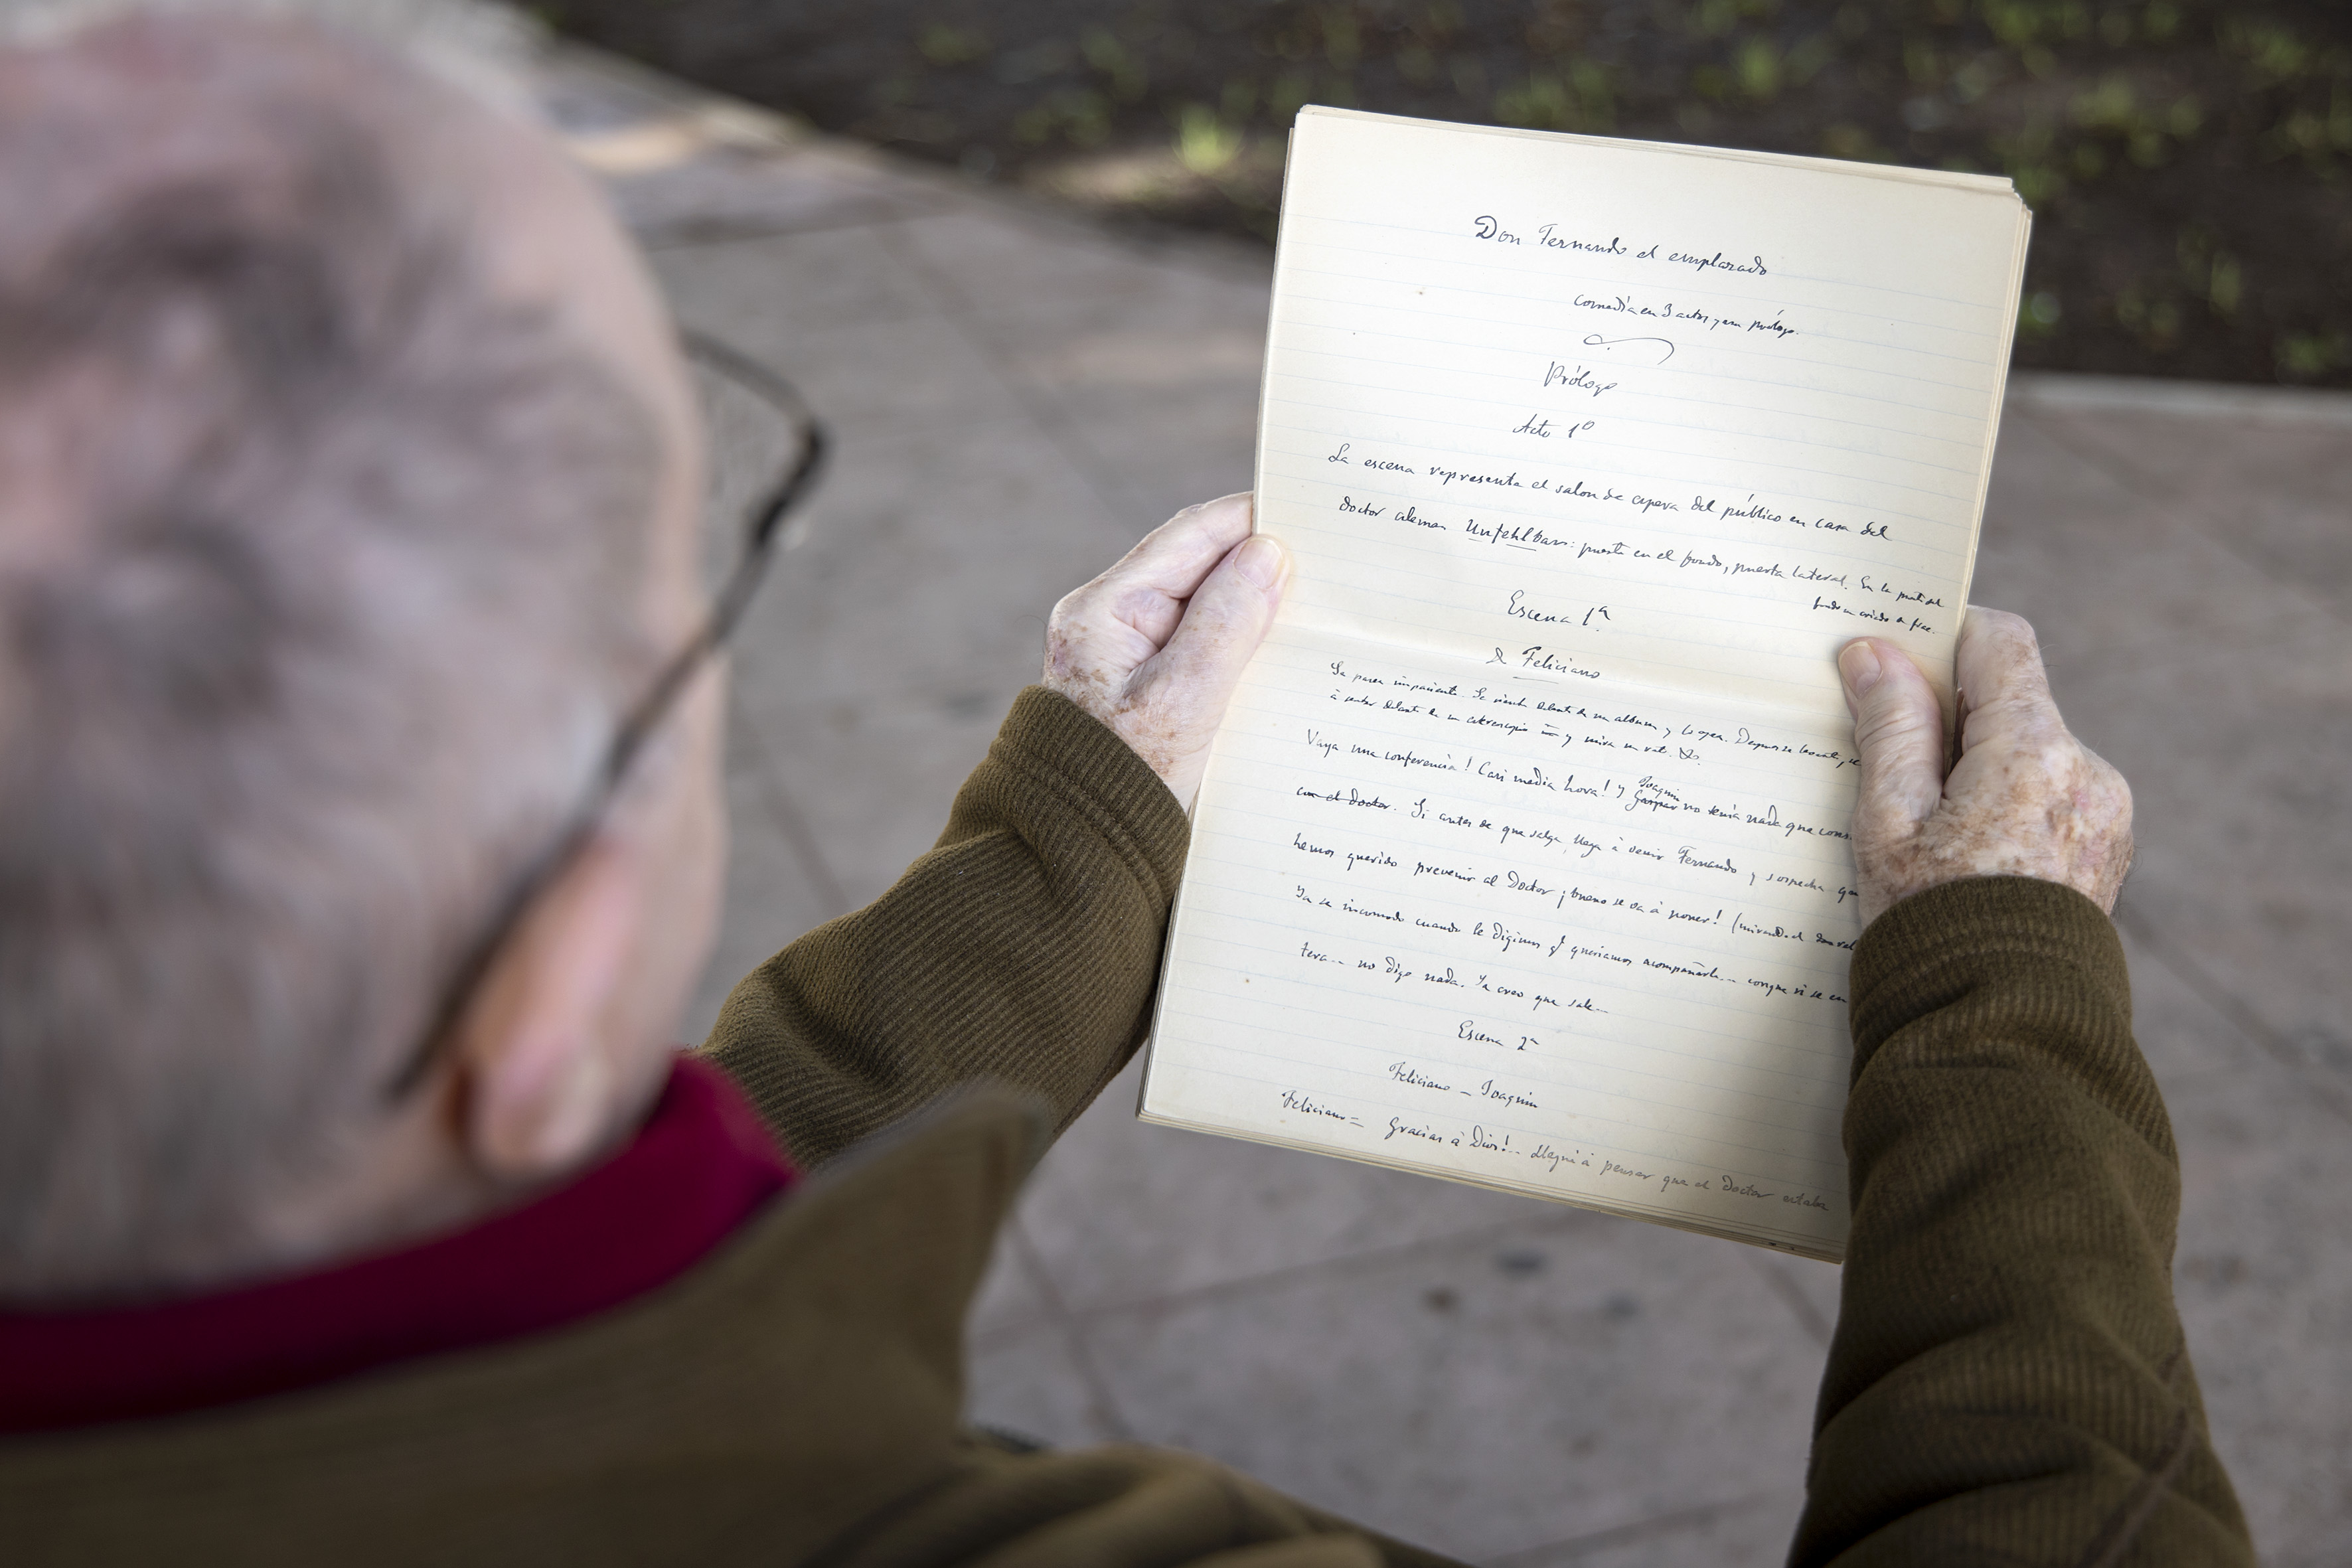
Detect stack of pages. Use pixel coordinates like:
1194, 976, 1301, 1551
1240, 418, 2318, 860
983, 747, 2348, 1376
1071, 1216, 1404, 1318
1140, 107, 2030, 1262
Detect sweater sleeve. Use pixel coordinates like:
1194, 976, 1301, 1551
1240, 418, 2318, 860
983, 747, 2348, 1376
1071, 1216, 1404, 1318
697, 686, 1192, 1169
1791, 877, 2252, 1567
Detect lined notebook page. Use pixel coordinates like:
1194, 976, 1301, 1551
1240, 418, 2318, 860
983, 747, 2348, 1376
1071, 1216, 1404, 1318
1261, 106, 2025, 717
1140, 109, 2029, 1261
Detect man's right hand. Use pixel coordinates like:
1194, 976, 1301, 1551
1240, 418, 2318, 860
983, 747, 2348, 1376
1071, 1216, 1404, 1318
1839, 608, 2134, 925
1043, 493, 1287, 813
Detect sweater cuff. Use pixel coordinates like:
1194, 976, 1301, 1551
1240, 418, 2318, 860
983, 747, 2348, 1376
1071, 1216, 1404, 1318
989, 686, 1193, 895
1849, 876, 2131, 1078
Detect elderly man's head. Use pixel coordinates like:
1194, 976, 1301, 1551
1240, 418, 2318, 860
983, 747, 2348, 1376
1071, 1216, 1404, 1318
0, 13, 723, 1300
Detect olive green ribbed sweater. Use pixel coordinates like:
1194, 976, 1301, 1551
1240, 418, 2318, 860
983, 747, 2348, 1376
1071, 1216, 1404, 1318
1796, 876, 2252, 1565
703, 686, 1191, 1168
0, 690, 2250, 1567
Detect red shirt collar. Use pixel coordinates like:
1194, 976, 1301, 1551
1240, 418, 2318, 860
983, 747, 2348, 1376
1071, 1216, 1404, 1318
0, 1056, 793, 1435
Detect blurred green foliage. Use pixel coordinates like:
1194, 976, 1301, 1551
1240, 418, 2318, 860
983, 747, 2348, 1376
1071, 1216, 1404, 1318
548, 0, 2352, 387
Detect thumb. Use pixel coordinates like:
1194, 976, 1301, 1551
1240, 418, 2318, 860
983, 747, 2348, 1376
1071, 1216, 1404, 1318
1141, 532, 1287, 702
1840, 638, 1944, 853
1129, 533, 1287, 808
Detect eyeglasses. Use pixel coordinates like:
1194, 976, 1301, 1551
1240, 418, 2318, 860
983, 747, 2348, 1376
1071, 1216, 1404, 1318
382, 330, 828, 1101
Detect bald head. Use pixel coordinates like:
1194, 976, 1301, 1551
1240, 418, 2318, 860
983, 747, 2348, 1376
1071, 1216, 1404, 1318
0, 13, 708, 1298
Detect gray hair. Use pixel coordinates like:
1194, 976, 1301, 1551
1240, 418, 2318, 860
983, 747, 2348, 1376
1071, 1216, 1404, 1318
0, 0, 542, 112
0, 16, 664, 1296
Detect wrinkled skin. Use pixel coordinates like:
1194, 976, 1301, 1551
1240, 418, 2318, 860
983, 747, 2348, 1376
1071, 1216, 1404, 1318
1840, 607, 2134, 925
1044, 493, 1287, 812
1048, 523, 2122, 923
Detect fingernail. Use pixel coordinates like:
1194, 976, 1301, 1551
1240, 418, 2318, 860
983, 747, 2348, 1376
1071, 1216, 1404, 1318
1235, 533, 1286, 589
1838, 639, 1883, 696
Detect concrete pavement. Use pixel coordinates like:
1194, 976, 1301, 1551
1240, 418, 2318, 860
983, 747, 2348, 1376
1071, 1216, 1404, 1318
542, 40, 2352, 1567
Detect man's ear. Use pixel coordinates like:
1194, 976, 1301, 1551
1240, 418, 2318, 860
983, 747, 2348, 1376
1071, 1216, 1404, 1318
453, 834, 647, 1184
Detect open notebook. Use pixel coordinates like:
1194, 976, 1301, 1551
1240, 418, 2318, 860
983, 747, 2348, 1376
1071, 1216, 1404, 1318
1137, 107, 2029, 1262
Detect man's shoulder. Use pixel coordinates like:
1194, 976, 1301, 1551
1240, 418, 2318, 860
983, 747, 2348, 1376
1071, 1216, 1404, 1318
0, 1091, 1045, 1567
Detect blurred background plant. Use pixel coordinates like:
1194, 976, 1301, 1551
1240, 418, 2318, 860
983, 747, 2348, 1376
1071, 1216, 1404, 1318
540, 0, 2352, 388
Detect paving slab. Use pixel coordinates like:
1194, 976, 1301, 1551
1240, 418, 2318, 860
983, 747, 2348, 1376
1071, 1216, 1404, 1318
1071, 1207, 1828, 1562
2075, 624, 2352, 1106
531, 35, 2352, 1562
2009, 376, 2352, 623
2055, 412, 2352, 619
884, 207, 1271, 522
546, 42, 933, 247
2167, 1063, 2352, 1567
657, 234, 1033, 443
1971, 412, 2342, 690
678, 745, 841, 1044
712, 408, 1117, 714
1490, 1492, 1807, 1568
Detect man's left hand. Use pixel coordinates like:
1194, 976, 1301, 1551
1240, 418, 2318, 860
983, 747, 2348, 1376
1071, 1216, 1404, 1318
1044, 493, 1288, 811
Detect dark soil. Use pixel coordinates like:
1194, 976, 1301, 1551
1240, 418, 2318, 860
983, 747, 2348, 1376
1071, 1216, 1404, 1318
546, 1, 2352, 388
